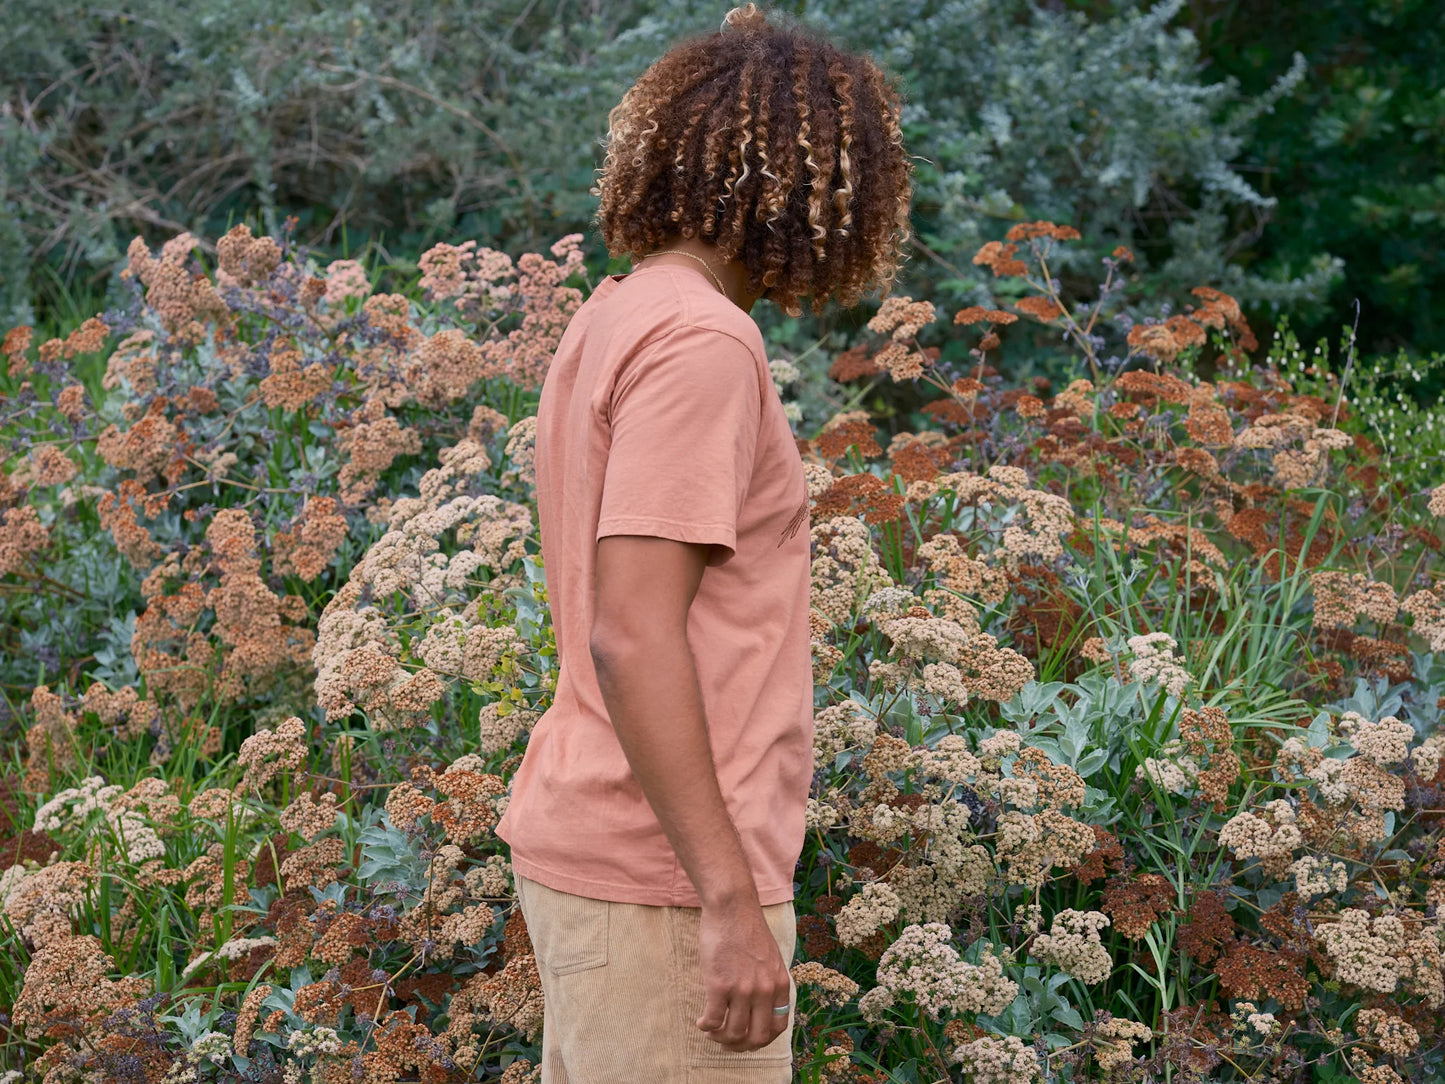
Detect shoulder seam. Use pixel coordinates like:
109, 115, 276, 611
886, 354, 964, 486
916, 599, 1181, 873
627, 322, 765, 370
661, 273, 764, 362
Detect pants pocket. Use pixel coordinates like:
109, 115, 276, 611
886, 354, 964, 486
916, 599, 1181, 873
517, 875, 610, 976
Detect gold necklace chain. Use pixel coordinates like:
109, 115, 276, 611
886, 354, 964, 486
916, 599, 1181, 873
644, 248, 727, 296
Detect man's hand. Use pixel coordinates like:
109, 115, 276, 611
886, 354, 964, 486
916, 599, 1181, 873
591, 534, 791, 1054
696, 898, 792, 1052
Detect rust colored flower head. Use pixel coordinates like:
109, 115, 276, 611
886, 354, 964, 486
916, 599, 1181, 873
1015, 296, 1065, 322
1005, 220, 1081, 243
971, 241, 1028, 277
592, 4, 913, 317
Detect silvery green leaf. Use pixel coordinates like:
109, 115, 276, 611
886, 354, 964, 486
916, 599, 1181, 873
1027, 737, 1064, 764
1052, 1003, 1085, 1030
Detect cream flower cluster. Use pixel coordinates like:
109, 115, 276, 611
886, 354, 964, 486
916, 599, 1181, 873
1430, 483, 1445, 518
790, 962, 861, 1009
237, 717, 308, 791
811, 516, 893, 625
1339, 711, 1414, 766
868, 595, 1034, 707
32, 775, 170, 865
278, 791, 340, 842
919, 465, 1073, 572
1310, 571, 1399, 630
1030, 909, 1113, 984
1316, 909, 1444, 1005
1218, 799, 1302, 877
1291, 855, 1349, 897
1401, 588, 1445, 652
313, 437, 536, 726
464, 854, 514, 900
1125, 632, 1194, 698
951, 1035, 1040, 1084
873, 923, 1018, 1020
1135, 752, 1199, 795
1355, 1007, 1421, 1057
994, 809, 1095, 889
1230, 1001, 1278, 1040
1273, 736, 1408, 848
812, 700, 882, 773
1093, 1017, 1153, 1071
835, 882, 903, 947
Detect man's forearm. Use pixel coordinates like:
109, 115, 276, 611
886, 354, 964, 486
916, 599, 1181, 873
591, 633, 757, 909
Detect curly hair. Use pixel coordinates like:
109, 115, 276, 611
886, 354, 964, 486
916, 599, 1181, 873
591, 4, 913, 317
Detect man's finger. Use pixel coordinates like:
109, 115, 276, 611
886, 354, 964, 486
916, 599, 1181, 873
742, 995, 773, 1051
697, 985, 728, 1033
746, 980, 790, 1050
721, 990, 754, 1046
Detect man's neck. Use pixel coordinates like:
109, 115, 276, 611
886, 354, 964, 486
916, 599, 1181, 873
636, 236, 764, 314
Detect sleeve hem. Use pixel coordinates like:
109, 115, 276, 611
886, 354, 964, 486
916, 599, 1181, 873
596, 516, 737, 566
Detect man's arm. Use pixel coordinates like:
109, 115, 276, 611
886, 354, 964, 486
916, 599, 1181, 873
590, 533, 791, 1054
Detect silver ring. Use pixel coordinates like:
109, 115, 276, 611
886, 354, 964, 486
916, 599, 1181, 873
771, 1005, 789, 1015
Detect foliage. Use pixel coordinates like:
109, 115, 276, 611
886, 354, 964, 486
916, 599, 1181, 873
1177, 0, 1445, 358
791, 0, 1336, 319
1265, 319, 1445, 500
2, 222, 1445, 1082
0, 220, 584, 718
0, 0, 647, 322
5, 0, 1341, 366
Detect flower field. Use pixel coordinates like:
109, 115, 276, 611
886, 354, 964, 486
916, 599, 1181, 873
1, 219, 1444, 1083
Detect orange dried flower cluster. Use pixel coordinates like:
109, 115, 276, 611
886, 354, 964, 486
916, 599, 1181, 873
816, 412, 884, 460
1005, 221, 1082, 243
1114, 368, 1195, 406
811, 472, 905, 525
336, 400, 425, 503
1, 323, 33, 375
1100, 874, 1175, 939
13, 936, 152, 1077
96, 399, 181, 485
121, 232, 230, 340
215, 223, 282, 287
1191, 286, 1259, 351
953, 305, 1018, 326
1014, 296, 1065, 322
0, 504, 50, 577
1127, 315, 1205, 362
828, 341, 883, 382
260, 338, 332, 410
1178, 706, 1241, 808
971, 241, 1029, 278
272, 497, 349, 581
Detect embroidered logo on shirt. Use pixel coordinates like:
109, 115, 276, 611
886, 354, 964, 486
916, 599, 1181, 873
777, 498, 809, 547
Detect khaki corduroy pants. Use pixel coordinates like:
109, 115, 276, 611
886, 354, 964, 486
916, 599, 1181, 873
515, 873, 797, 1082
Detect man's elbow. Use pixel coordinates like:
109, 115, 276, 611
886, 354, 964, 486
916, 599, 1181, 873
589, 618, 673, 677
589, 622, 638, 678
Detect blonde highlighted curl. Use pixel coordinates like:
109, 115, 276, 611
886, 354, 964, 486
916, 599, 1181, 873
591, 4, 913, 317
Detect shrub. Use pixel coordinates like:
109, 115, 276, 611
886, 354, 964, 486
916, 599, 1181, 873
4, 1, 1341, 359
1175, 0, 1445, 356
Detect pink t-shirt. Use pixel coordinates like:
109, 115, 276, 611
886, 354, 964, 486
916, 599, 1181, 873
494, 263, 813, 907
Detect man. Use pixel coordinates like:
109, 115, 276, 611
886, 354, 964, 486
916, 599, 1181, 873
493, 5, 913, 1079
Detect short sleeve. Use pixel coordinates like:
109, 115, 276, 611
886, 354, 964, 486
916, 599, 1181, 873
597, 326, 763, 567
